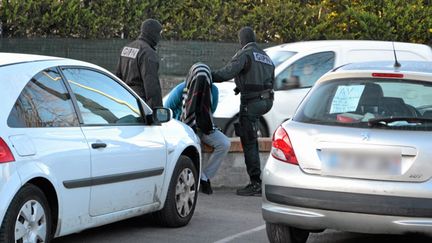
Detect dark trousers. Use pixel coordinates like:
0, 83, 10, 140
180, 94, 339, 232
239, 98, 273, 183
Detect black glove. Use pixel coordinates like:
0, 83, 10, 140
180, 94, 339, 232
233, 87, 240, 95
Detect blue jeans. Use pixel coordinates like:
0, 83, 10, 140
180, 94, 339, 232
200, 129, 230, 181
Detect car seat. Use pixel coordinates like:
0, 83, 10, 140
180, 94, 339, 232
356, 83, 384, 114
422, 110, 432, 118
378, 97, 416, 117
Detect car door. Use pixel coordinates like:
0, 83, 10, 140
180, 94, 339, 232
268, 51, 336, 129
61, 67, 166, 216
6, 67, 92, 224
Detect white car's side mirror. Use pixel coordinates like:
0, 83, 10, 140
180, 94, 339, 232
153, 107, 171, 123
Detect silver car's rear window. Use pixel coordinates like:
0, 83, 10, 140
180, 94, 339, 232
294, 78, 432, 131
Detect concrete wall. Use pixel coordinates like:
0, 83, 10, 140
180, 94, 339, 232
202, 138, 271, 188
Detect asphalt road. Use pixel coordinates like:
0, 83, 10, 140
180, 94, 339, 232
53, 189, 432, 243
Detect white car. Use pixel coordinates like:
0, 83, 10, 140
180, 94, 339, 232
263, 60, 432, 243
213, 40, 432, 137
0, 53, 201, 242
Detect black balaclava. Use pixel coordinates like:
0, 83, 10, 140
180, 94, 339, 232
238, 26, 256, 47
139, 19, 162, 48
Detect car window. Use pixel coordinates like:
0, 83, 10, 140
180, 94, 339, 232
7, 68, 79, 128
275, 52, 335, 91
294, 78, 432, 131
266, 50, 297, 67
62, 68, 143, 125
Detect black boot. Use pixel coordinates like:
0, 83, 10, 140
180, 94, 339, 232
236, 181, 261, 196
200, 179, 213, 195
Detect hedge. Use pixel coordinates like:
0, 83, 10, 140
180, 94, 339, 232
0, 0, 431, 44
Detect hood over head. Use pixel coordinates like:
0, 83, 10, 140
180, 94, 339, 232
238, 26, 256, 47
186, 62, 212, 85
139, 19, 162, 48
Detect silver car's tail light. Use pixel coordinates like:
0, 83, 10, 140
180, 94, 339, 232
271, 126, 298, 165
0, 138, 15, 163
372, 73, 404, 78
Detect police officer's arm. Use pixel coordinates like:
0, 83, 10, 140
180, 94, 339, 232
211, 51, 248, 82
140, 52, 163, 109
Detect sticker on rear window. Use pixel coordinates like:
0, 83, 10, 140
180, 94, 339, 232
330, 85, 365, 114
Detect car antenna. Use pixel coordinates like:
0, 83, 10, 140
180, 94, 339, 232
392, 42, 401, 68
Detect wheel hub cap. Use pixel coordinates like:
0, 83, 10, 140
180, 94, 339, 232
15, 200, 47, 243
175, 168, 196, 217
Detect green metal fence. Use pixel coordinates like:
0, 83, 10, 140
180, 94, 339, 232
0, 38, 268, 76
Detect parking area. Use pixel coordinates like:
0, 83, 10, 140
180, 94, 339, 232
53, 189, 431, 243
53, 189, 266, 243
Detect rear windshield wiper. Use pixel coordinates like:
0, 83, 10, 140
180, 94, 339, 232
368, 117, 432, 127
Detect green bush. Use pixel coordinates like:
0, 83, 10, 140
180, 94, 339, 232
0, 0, 431, 44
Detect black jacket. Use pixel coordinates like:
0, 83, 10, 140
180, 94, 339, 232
181, 64, 214, 134
115, 38, 162, 109
212, 42, 274, 96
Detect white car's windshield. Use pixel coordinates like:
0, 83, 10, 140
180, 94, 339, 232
266, 50, 297, 67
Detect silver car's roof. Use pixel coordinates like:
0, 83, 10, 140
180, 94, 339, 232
315, 61, 432, 88
335, 61, 432, 74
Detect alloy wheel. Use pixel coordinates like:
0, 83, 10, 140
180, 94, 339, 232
175, 168, 196, 217
14, 200, 47, 243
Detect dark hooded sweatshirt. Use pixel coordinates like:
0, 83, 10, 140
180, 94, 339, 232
116, 19, 163, 109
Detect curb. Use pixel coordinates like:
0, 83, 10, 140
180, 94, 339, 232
202, 138, 272, 188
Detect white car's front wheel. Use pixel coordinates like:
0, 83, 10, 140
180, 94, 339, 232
153, 155, 198, 227
175, 167, 196, 217
0, 184, 52, 243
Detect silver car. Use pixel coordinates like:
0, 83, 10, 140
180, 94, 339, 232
262, 61, 432, 243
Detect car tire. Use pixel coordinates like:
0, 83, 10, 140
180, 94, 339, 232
225, 117, 269, 137
266, 222, 309, 243
0, 184, 52, 243
153, 155, 198, 227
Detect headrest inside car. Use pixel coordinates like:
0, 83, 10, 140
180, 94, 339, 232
423, 110, 432, 118
357, 83, 384, 113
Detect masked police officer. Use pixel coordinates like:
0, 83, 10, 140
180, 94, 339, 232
116, 18, 163, 109
212, 27, 274, 196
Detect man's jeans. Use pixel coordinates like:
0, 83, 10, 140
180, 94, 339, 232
200, 130, 231, 181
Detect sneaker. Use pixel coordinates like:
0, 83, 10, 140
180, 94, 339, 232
200, 179, 213, 195
236, 182, 262, 196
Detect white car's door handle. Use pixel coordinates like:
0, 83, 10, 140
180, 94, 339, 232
91, 142, 107, 149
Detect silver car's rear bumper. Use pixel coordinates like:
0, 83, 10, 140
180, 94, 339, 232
262, 157, 432, 235
262, 201, 432, 235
